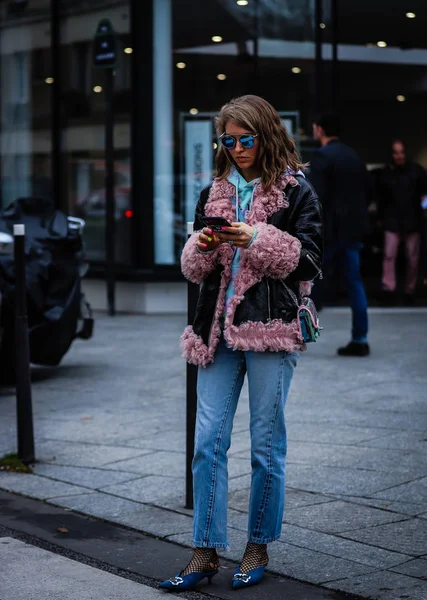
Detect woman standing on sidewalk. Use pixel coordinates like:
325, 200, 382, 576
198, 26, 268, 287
160, 95, 322, 592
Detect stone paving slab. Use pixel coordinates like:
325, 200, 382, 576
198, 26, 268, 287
229, 487, 335, 512
286, 463, 413, 496
329, 494, 426, 517
390, 558, 427, 578
283, 500, 404, 533
32, 464, 142, 490
100, 475, 185, 506
34, 440, 151, 468
354, 430, 427, 452
289, 409, 427, 433
267, 541, 378, 585
0, 537, 165, 600
324, 570, 427, 600
0, 472, 90, 500
286, 442, 427, 477
340, 518, 427, 555
278, 524, 410, 569
124, 431, 186, 453
101, 451, 187, 477
371, 476, 427, 504
50, 491, 193, 537
330, 381, 427, 411
283, 422, 399, 446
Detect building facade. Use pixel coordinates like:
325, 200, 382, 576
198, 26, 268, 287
1, 0, 426, 311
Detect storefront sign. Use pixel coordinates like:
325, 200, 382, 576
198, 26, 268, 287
93, 19, 117, 69
185, 119, 213, 223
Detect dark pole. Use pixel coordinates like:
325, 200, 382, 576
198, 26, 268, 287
14, 224, 35, 465
253, 0, 260, 93
131, 0, 154, 269
314, 0, 324, 115
331, 0, 339, 113
51, 0, 62, 210
185, 222, 199, 510
105, 68, 116, 316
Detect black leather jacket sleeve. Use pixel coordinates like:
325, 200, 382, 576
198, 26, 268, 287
287, 179, 323, 282
193, 186, 211, 231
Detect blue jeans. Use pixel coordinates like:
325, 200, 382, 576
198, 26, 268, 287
313, 241, 369, 342
192, 337, 298, 549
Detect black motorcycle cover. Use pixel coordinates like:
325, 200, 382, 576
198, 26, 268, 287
0, 197, 92, 369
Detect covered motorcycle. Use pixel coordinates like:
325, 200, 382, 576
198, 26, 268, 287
0, 197, 94, 382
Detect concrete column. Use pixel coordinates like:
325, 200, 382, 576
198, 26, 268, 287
153, 0, 174, 264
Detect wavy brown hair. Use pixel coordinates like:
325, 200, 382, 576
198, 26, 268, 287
215, 95, 306, 189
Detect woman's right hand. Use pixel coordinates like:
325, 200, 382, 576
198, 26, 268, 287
197, 228, 221, 252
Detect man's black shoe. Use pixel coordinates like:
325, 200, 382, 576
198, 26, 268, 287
337, 342, 370, 357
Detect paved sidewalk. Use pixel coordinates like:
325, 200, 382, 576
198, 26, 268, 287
0, 537, 165, 600
1, 309, 426, 600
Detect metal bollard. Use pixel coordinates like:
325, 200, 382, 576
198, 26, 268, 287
185, 222, 199, 510
14, 224, 35, 465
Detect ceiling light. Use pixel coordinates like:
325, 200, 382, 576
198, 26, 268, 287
291, 67, 302, 74
189, 108, 199, 115
237, 0, 249, 4
212, 35, 223, 43
93, 86, 103, 93
124, 47, 133, 54
396, 95, 406, 102
217, 73, 227, 81
320, 22, 326, 29
213, 142, 218, 150
406, 12, 416, 18
176, 62, 187, 69
45, 77, 54, 84
377, 41, 387, 48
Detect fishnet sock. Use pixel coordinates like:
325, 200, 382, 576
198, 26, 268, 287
239, 542, 268, 574
181, 548, 219, 576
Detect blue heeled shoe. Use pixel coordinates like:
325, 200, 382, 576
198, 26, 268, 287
232, 565, 267, 589
159, 568, 219, 592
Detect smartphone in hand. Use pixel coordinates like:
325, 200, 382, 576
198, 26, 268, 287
201, 216, 233, 233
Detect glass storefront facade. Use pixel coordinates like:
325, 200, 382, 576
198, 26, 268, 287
59, 0, 132, 264
1, 0, 426, 278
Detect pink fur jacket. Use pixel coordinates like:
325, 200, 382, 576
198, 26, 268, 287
180, 174, 322, 367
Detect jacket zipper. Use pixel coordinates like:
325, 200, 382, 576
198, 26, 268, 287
306, 252, 323, 279
266, 279, 271, 321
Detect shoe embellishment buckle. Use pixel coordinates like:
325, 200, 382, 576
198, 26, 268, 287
169, 576, 184, 586
234, 573, 251, 583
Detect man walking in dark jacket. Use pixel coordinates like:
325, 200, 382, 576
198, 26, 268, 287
309, 114, 370, 356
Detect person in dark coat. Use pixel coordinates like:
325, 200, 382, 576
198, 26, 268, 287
375, 140, 426, 304
309, 114, 370, 357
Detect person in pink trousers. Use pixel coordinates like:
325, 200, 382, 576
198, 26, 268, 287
375, 140, 427, 304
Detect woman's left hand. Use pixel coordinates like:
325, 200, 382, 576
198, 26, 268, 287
218, 222, 255, 248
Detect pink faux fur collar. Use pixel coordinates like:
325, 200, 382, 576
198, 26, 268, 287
205, 174, 299, 226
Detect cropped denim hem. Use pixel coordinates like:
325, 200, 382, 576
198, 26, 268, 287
193, 540, 230, 551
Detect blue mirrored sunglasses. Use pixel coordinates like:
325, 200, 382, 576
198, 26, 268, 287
220, 133, 258, 150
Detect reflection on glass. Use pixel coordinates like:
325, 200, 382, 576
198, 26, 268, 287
59, 0, 132, 264
0, 1, 52, 208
